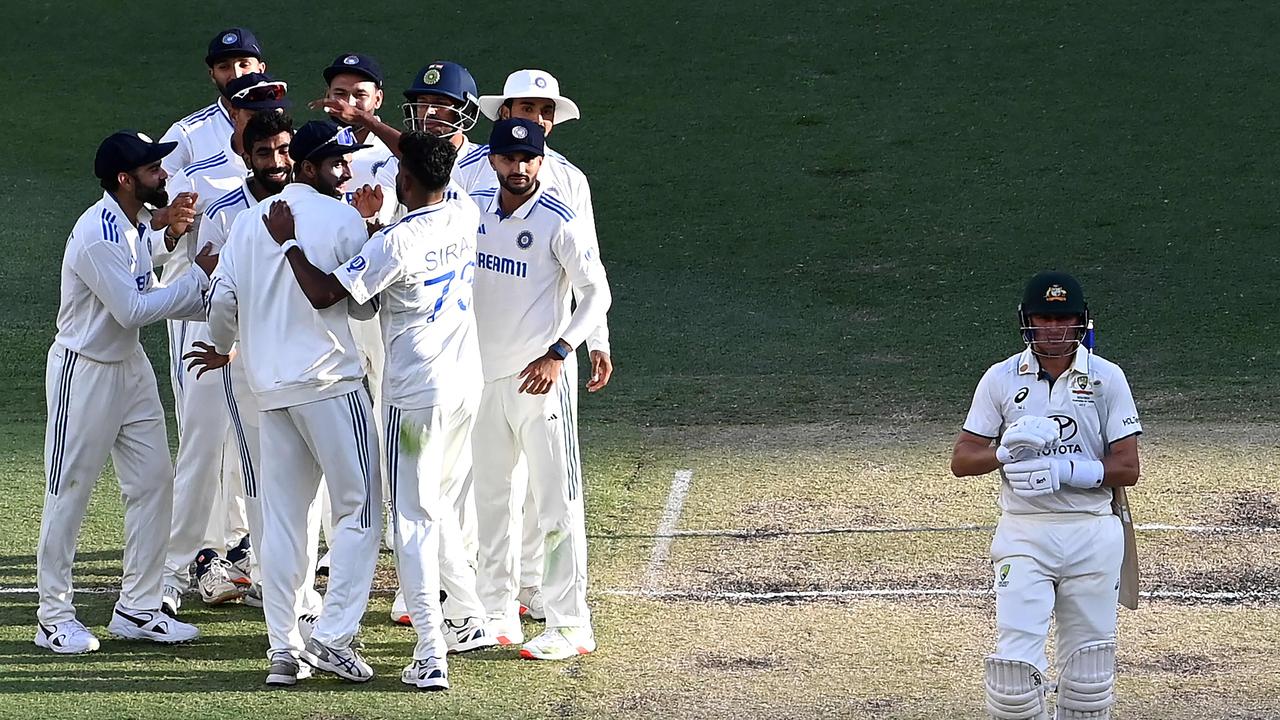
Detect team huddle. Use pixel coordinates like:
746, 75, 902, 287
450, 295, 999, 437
36, 26, 612, 691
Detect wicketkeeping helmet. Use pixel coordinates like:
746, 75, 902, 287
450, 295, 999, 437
401, 61, 480, 138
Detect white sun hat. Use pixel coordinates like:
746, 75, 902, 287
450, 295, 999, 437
478, 69, 581, 124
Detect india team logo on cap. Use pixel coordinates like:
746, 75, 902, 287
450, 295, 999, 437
511, 125, 529, 140
343, 55, 360, 65
136, 132, 153, 143
516, 230, 534, 250
222, 32, 239, 45
424, 68, 441, 84
533, 75, 548, 89
1045, 284, 1067, 302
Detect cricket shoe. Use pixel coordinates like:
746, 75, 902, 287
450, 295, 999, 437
34, 619, 100, 654
225, 535, 255, 586
316, 550, 331, 577
402, 656, 449, 691
161, 584, 183, 616
302, 637, 374, 682
195, 550, 244, 605
266, 651, 313, 687
489, 616, 525, 646
520, 626, 596, 660
108, 606, 200, 644
240, 582, 264, 608
517, 586, 546, 621
445, 617, 498, 654
390, 590, 411, 625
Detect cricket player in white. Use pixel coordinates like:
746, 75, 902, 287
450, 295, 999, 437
167, 112, 299, 618
319, 59, 492, 624
158, 74, 292, 609
471, 119, 611, 660
476, 69, 615, 618
35, 130, 212, 654
158, 27, 267, 178
267, 130, 498, 691
315, 52, 399, 566
200, 121, 381, 686
951, 271, 1141, 720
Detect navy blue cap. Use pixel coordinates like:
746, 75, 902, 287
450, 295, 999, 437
95, 130, 178, 180
223, 73, 291, 111
290, 120, 370, 163
488, 119, 544, 157
403, 61, 478, 103
206, 27, 264, 67
324, 53, 383, 87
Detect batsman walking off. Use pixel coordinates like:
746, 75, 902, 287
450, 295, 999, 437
951, 271, 1142, 720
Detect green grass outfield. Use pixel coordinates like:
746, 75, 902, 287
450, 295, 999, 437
1, 2, 1277, 718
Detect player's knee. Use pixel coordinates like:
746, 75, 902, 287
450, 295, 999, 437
984, 656, 1050, 720
1055, 641, 1116, 719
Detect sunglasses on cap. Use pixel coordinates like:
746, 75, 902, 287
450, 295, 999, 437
231, 80, 288, 103
306, 126, 361, 159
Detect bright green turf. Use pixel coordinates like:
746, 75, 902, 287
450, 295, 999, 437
0, 1, 1276, 718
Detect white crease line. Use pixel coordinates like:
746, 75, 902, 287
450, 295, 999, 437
606, 588, 1280, 602
666, 523, 1280, 537
643, 469, 693, 591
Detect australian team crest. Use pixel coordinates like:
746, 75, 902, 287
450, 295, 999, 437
516, 230, 534, 249
1045, 284, 1068, 302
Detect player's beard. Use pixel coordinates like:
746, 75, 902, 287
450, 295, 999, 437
134, 174, 169, 207
497, 173, 535, 197
254, 165, 290, 194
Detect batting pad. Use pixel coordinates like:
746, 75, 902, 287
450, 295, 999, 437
1055, 641, 1116, 719
984, 656, 1050, 720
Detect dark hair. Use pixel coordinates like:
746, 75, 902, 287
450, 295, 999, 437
243, 111, 294, 153
100, 174, 121, 192
397, 130, 456, 193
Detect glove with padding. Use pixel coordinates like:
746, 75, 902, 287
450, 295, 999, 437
997, 416, 1061, 464
1003, 457, 1105, 496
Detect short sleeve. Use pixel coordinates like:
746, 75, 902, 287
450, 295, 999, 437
1103, 366, 1142, 444
961, 365, 1004, 439
332, 228, 407, 305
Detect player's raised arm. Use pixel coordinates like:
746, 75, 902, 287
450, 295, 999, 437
262, 200, 351, 309
73, 221, 208, 330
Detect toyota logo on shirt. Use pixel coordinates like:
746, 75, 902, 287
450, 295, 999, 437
1049, 414, 1078, 442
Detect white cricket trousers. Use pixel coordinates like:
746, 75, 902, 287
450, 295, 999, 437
474, 360, 591, 628
385, 398, 486, 659
259, 389, 381, 658
164, 319, 248, 586
37, 344, 173, 624
991, 513, 1123, 670
318, 317, 389, 551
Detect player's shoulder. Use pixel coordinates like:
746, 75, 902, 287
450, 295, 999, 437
979, 352, 1026, 384
205, 183, 250, 218
456, 142, 491, 169
546, 147, 585, 177
532, 190, 577, 225
183, 150, 231, 177
1084, 352, 1129, 381
175, 102, 222, 130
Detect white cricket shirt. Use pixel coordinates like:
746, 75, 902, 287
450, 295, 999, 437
962, 347, 1143, 515
55, 192, 209, 362
470, 184, 611, 382
332, 198, 482, 410
197, 178, 254, 253
154, 150, 250, 283
158, 100, 235, 178
462, 144, 610, 354
207, 183, 372, 411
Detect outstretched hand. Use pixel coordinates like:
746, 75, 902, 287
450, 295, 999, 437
309, 98, 371, 127
183, 341, 234, 379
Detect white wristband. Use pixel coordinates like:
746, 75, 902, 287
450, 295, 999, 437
280, 239, 299, 254
1066, 459, 1105, 489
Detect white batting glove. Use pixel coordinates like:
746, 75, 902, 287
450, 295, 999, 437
997, 416, 1061, 464
1003, 457, 1105, 496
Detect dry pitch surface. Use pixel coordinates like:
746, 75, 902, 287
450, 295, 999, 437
586, 421, 1280, 719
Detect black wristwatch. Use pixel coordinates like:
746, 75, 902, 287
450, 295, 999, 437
548, 341, 571, 360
